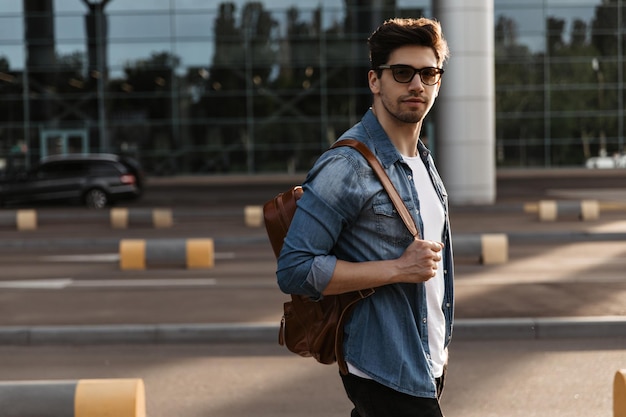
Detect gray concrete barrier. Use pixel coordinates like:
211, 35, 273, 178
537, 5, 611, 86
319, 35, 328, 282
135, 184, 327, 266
110, 208, 173, 229
616, 369, 626, 417
0, 209, 37, 231
524, 200, 600, 221
0, 378, 145, 417
119, 238, 214, 270
454, 233, 508, 265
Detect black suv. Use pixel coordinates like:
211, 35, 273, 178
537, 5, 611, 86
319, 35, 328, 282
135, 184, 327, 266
0, 154, 144, 209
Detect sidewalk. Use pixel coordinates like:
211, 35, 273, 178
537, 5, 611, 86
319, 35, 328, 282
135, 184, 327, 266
0, 171, 625, 344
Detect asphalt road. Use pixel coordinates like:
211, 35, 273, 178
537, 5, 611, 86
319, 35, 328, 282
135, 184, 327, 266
0, 338, 623, 417
0, 170, 624, 416
0, 170, 625, 326
1, 212, 626, 326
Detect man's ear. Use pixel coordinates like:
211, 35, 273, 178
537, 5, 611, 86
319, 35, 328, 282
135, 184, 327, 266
368, 70, 380, 93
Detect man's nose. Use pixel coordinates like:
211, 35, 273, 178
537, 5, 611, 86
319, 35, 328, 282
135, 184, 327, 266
409, 74, 425, 91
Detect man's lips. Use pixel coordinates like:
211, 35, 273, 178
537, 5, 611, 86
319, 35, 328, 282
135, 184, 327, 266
402, 94, 425, 101
402, 97, 426, 105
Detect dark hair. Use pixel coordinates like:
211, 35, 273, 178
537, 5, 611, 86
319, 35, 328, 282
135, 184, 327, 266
368, 18, 450, 72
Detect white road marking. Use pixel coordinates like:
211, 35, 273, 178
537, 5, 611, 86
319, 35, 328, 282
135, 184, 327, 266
40, 254, 120, 262
0, 279, 73, 289
0, 278, 218, 290
71, 278, 218, 288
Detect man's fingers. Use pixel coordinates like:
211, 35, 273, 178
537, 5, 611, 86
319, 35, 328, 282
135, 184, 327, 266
431, 241, 444, 251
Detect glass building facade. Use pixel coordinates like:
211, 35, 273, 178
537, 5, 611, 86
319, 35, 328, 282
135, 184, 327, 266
0, 0, 623, 175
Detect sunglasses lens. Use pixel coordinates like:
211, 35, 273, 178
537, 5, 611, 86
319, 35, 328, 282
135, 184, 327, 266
421, 68, 439, 85
392, 67, 414, 83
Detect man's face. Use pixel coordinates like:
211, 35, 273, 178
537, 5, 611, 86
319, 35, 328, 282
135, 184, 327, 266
369, 45, 441, 124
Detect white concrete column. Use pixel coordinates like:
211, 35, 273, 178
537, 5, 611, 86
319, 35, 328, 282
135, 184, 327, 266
433, 0, 496, 205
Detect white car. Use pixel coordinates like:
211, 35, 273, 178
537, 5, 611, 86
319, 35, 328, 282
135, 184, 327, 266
585, 154, 626, 169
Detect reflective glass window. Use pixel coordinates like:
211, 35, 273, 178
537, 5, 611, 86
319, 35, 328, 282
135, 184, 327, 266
0, 15, 23, 41
2, 0, 626, 172
174, 12, 215, 38
55, 15, 85, 42
107, 0, 170, 12
0, 46, 24, 70
108, 14, 172, 39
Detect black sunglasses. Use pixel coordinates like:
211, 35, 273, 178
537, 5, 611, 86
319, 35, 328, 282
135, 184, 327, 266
377, 65, 444, 85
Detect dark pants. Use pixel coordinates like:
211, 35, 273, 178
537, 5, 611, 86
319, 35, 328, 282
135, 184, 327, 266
340, 371, 445, 417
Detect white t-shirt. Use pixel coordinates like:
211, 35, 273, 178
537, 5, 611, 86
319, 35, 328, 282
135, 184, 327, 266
403, 154, 447, 378
348, 153, 448, 379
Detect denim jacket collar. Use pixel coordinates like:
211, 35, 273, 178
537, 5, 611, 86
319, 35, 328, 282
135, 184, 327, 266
358, 109, 404, 169
357, 108, 433, 170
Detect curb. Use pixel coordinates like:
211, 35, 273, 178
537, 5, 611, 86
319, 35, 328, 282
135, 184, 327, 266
452, 316, 626, 339
0, 317, 624, 346
0, 323, 278, 346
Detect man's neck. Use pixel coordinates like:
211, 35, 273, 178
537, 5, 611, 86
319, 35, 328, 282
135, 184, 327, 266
371, 106, 422, 157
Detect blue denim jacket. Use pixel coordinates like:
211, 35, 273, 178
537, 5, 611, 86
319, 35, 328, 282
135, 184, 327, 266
276, 109, 454, 399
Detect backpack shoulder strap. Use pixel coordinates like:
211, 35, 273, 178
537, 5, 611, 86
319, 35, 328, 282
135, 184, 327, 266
331, 139, 420, 240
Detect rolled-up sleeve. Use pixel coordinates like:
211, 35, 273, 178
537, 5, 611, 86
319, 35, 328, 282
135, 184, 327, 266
276, 151, 364, 299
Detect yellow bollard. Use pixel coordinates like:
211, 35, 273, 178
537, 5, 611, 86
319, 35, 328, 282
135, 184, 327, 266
0, 378, 145, 417
523, 202, 539, 214
74, 378, 146, 417
538, 200, 557, 222
580, 200, 600, 221
111, 208, 172, 229
244, 205, 264, 227
111, 208, 129, 229
186, 238, 215, 269
152, 208, 173, 228
480, 234, 509, 265
119, 239, 147, 270
120, 238, 214, 270
16, 209, 37, 231
616, 369, 626, 417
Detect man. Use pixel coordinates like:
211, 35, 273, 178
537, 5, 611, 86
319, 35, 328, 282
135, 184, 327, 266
277, 17, 454, 417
